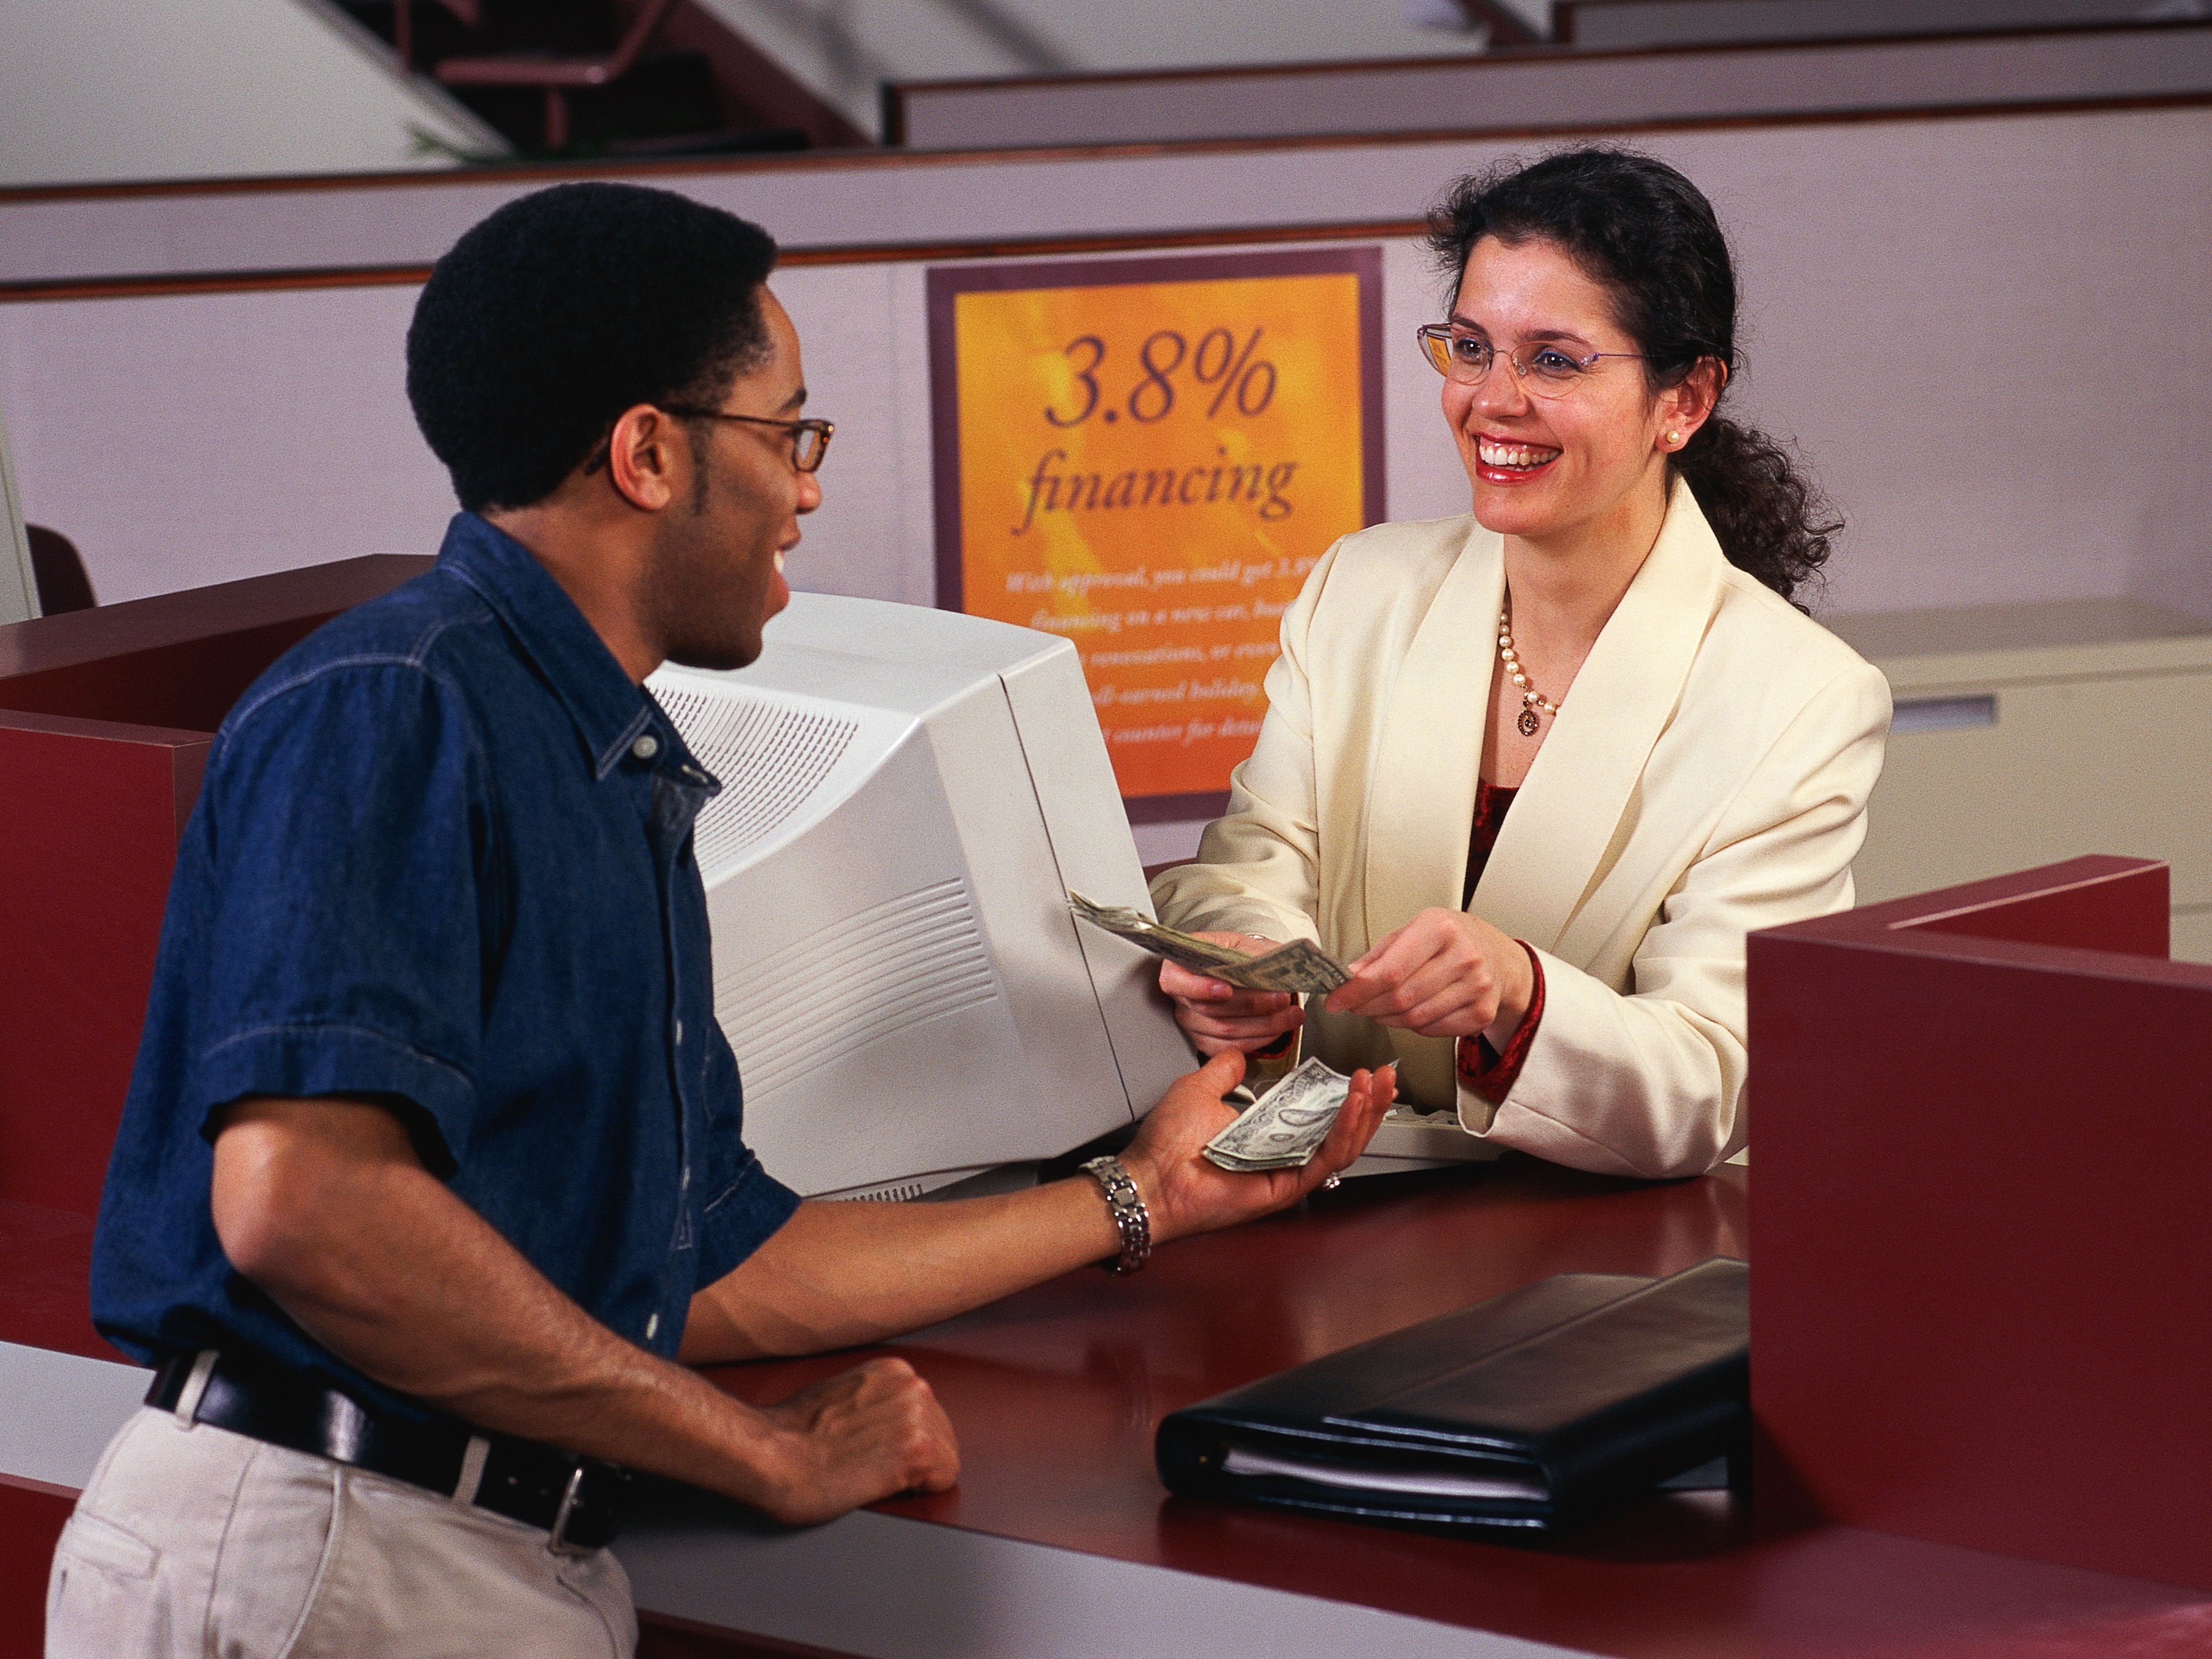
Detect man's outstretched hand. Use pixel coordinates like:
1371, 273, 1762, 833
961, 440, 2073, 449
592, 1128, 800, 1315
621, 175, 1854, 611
1120, 1048, 1395, 1246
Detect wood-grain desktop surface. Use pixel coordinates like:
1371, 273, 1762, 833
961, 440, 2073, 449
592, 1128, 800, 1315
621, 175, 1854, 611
694, 1159, 2212, 1658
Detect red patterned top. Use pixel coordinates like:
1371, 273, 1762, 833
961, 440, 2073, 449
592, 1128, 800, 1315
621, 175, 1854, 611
1456, 779, 1546, 1104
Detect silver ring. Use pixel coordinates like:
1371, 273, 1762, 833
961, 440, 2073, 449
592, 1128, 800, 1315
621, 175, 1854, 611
1322, 1172, 1341, 1191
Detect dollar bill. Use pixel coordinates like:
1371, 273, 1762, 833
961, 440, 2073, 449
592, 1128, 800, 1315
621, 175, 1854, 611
1067, 892, 1350, 994
1202, 1056, 1351, 1172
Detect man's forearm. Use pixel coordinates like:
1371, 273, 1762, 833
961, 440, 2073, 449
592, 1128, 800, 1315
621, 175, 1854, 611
684, 1050, 1395, 1366
682, 1177, 1125, 1363
210, 1096, 953, 1523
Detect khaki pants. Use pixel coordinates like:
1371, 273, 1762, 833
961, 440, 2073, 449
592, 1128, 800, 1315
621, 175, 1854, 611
46, 1407, 637, 1658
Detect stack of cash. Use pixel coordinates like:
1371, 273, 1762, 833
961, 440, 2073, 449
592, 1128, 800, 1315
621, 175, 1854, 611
1202, 1057, 1351, 1173
1067, 893, 1350, 994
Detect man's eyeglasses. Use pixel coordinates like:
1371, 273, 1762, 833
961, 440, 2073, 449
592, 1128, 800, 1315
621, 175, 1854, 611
662, 406, 835, 473
1414, 324, 1646, 400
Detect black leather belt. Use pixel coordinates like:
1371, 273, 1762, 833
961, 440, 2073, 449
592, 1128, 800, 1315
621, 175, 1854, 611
146, 1349, 633, 1551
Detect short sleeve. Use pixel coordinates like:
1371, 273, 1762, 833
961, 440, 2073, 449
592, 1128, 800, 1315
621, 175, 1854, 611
691, 1027, 802, 1287
182, 661, 493, 1174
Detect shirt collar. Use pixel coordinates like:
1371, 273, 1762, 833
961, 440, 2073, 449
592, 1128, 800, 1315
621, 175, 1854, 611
433, 512, 707, 785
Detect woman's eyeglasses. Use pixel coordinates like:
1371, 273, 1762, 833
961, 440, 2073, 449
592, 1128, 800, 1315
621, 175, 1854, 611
1414, 324, 1646, 401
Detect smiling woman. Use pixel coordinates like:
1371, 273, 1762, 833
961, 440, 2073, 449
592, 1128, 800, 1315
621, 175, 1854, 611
1149, 147, 1892, 1180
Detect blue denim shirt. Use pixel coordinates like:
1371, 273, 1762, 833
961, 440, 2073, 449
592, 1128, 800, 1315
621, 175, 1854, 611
92, 514, 800, 1418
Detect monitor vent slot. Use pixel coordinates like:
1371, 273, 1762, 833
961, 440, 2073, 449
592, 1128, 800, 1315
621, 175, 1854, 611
656, 688, 858, 877
717, 877, 999, 1104
831, 1180, 931, 1204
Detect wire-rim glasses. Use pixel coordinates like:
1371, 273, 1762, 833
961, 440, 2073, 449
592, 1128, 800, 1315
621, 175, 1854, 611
662, 406, 835, 472
1414, 324, 1647, 400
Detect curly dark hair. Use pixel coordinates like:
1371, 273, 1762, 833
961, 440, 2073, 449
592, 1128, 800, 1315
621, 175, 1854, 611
1426, 147, 1837, 605
407, 182, 779, 513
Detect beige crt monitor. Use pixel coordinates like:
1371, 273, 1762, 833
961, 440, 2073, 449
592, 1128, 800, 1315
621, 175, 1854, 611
648, 594, 1193, 1201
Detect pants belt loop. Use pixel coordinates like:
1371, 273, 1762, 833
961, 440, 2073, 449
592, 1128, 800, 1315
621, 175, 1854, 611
172, 1349, 219, 1428
450, 1434, 492, 1507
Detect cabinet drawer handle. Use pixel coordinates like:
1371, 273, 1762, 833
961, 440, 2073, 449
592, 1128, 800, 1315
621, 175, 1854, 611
1891, 694, 1996, 735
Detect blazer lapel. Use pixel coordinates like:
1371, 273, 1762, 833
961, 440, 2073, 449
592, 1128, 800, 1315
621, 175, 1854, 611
1360, 521, 1504, 950
1472, 480, 1724, 952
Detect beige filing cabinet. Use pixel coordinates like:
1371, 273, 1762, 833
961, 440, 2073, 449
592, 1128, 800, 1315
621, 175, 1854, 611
1825, 598, 2212, 962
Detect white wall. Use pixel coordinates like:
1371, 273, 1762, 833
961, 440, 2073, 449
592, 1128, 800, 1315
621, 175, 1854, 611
694, 0, 1492, 142
0, 0, 503, 189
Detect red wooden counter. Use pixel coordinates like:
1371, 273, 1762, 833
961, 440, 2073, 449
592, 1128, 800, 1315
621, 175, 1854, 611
12, 1134, 2212, 1658
611, 1155, 2212, 1659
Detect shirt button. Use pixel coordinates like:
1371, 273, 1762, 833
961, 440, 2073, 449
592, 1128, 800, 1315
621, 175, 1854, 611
673, 1019, 684, 1045
645, 1313, 661, 1341
631, 734, 660, 761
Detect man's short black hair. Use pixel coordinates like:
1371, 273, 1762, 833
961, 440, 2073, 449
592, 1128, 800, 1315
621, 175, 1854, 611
407, 182, 779, 513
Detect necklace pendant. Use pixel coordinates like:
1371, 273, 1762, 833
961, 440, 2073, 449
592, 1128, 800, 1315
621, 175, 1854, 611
1516, 707, 1541, 737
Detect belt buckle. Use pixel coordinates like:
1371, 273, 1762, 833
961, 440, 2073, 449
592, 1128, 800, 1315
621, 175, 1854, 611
546, 1463, 590, 1556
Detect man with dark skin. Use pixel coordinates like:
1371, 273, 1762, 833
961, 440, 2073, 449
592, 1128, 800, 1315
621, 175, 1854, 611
51, 183, 1391, 1657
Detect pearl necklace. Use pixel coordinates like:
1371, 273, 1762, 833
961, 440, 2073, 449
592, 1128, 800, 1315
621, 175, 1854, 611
1497, 606, 1560, 737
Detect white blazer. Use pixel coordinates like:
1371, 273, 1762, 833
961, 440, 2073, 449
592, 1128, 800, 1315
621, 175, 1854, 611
1150, 480, 1891, 1179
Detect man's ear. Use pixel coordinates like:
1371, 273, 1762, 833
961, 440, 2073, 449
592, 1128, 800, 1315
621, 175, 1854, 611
603, 404, 683, 512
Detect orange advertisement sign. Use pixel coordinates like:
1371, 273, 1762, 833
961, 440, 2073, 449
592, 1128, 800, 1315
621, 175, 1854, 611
928, 249, 1382, 816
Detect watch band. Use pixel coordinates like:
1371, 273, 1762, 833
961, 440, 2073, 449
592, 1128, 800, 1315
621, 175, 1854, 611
1080, 1155, 1152, 1274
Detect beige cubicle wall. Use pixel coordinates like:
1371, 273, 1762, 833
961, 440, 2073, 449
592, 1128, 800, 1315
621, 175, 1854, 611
1551, 1, 2163, 49
0, 230, 1453, 621
4, 97, 2210, 627
884, 20, 2212, 150
1831, 601, 2212, 963
2, 93, 2210, 852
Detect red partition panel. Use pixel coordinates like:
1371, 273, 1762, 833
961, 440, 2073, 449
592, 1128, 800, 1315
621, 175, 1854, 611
1750, 856, 2212, 1590
0, 1479, 75, 1659
0, 714, 207, 1216
0, 555, 435, 722
0, 557, 431, 1220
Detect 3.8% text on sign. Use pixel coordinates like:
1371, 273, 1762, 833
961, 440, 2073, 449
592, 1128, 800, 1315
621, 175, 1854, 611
1046, 327, 1277, 428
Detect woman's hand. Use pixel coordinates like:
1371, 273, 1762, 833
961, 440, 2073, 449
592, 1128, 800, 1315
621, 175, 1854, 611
1326, 909, 1533, 1044
1158, 931, 1305, 1056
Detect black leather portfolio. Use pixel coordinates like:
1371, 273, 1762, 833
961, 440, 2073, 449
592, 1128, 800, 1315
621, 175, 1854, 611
1156, 1256, 1747, 1531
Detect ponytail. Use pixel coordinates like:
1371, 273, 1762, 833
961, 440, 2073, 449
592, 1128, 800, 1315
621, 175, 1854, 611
1675, 414, 1838, 608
